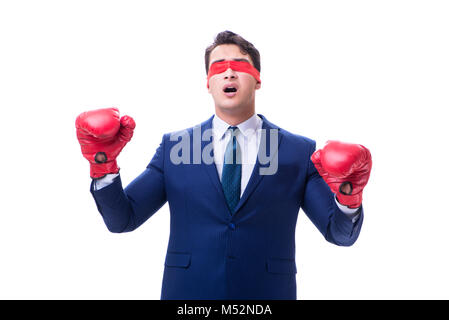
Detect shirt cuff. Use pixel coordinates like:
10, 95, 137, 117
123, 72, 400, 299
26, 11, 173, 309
334, 195, 361, 223
93, 173, 120, 191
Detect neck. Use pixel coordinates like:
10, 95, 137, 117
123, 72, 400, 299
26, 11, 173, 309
214, 104, 256, 126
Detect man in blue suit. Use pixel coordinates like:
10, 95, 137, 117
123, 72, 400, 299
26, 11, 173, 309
76, 31, 372, 300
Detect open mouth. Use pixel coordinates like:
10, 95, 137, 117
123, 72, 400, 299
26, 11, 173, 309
223, 84, 238, 97
224, 87, 237, 93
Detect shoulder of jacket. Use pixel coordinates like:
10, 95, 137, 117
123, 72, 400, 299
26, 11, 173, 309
278, 126, 315, 148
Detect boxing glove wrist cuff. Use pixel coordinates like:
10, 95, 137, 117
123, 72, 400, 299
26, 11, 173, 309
336, 192, 363, 209
90, 161, 119, 179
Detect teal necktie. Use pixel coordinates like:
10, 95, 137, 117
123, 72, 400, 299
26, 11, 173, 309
221, 126, 241, 214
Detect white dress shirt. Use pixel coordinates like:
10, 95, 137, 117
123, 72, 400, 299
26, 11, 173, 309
94, 113, 360, 220
212, 113, 262, 198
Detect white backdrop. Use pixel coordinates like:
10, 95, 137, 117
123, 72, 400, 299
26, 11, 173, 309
0, 0, 448, 299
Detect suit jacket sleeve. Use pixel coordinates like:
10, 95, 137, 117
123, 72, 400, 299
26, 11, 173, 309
90, 134, 167, 233
301, 140, 363, 246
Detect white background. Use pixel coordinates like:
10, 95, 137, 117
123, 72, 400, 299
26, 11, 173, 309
0, 0, 448, 299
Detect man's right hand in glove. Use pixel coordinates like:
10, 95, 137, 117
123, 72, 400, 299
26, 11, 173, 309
75, 107, 136, 179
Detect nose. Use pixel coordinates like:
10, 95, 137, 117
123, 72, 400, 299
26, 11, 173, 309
223, 67, 238, 80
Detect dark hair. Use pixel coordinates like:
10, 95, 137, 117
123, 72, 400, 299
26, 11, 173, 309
204, 30, 261, 75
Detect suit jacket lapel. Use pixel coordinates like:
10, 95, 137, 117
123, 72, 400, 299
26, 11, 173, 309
199, 114, 283, 216
199, 115, 228, 203
232, 114, 283, 215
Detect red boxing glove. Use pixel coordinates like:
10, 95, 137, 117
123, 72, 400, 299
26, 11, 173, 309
311, 140, 372, 208
76, 107, 136, 179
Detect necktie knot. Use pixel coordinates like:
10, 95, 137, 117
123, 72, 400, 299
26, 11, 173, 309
228, 126, 239, 137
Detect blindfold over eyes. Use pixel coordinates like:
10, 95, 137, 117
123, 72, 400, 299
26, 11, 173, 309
207, 60, 261, 88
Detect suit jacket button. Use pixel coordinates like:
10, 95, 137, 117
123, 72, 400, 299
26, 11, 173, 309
228, 222, 236, 230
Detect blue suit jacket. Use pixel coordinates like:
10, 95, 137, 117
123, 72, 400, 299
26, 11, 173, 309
90, 114, 363, 300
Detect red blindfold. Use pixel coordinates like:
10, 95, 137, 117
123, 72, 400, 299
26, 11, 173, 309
207, 60, 261, 88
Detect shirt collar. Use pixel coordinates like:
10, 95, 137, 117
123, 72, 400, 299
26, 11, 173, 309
212, 113, 262, 140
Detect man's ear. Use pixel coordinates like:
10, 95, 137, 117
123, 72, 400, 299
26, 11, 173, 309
255, 81, 261, 90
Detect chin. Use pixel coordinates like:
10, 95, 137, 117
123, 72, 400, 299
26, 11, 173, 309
221, 96, 244, 106
218, 103, 242, 113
